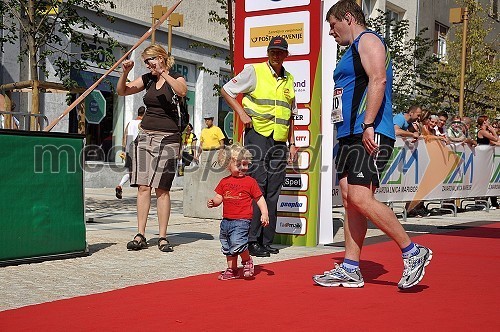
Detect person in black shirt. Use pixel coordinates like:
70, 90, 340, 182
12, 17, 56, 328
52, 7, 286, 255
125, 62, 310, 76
117, 44, 187, 252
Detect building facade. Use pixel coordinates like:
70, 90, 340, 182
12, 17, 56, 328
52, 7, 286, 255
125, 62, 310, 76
1, 0, 231, 166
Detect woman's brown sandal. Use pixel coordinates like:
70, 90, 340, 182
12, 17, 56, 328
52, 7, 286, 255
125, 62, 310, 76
126, 233, 147, 250
158, 237, 174, 252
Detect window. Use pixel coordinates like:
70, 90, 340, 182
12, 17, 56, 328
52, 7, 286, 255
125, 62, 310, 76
434, 22, 449, 61
362, 0, 372, 18
490, 0, 499, 21
385, 9, 400, 40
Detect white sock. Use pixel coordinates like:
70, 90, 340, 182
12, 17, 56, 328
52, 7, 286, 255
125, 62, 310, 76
118, 174, 130, 187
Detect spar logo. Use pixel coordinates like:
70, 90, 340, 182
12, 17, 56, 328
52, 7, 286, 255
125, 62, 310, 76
444, 151, 473, 184
380, 147, 419, 185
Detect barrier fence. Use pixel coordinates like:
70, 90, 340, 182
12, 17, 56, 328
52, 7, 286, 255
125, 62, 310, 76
332, 138, 500, 206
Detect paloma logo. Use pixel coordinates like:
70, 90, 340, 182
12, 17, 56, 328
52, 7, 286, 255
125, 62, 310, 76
280, 202, 303, 208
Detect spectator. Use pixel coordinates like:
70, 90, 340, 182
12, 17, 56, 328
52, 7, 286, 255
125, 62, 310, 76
196, 115, 225, 163
117, 43, 188, 253
420, 110, 447, 143
115, 106, 145, 199
180, 123, 197, 169
461, 116, 478, 147
447, 115, 467, 143
393, 105, 421, 139
476, 115, 499, 209
477, 115, 499, 146
436, 111, 448, 137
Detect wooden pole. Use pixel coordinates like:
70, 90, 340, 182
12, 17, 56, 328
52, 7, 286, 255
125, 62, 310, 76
458, 7, 468, 118
44, 0, 184, 132
228, 0, 234, 75
31, 79, 39, 130
152, 7, 156, 44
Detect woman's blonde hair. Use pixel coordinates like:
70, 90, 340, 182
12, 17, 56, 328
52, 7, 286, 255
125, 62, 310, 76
142, 44, 175, 70
218, 143, 252, 168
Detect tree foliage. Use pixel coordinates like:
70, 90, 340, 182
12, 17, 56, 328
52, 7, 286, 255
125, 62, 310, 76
426, 0, 499, 118
0, 0, 122, 88
365, 10, 439, 114
190, 0, 231, 95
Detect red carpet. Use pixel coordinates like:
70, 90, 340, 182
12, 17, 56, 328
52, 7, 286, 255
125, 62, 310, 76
2, 223, 499, 331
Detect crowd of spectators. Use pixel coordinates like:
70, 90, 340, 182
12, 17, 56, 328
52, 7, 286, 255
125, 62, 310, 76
393, 106, 500, 216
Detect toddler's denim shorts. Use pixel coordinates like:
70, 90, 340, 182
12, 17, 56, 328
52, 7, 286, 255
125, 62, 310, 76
219, 218, 251, 256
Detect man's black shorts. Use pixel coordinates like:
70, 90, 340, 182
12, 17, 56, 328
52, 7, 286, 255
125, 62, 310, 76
335, 133, 394, 187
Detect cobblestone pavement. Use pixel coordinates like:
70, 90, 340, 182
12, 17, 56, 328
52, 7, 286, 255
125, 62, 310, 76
1, 187, 498, 311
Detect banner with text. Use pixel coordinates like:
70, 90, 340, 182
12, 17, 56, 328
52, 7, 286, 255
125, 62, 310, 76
234, 0, 324, 246
332, 138, 500, 205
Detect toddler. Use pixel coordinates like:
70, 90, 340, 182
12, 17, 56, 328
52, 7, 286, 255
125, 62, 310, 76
207, 144, 269, 280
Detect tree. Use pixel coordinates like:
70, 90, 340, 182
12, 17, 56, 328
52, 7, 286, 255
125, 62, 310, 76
426, 0, 499, 118
0, 0, 122, 88
190, 0, 231, 95
365, 11, 439, 114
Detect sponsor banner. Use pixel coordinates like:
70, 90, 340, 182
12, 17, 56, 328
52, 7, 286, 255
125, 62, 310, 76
276, 216, 307, 235
245, 0, 310, 12
294, 130, 310, 148
294, 108, 311, 126
278, 195, 308, 213
284, 60, 310, 103
331, 139, 500, 205
286, 151, 310, 170
282, 173, 309, 191
244, 11, 310, 59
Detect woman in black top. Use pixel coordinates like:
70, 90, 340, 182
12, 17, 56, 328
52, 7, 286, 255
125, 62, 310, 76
476, 115, 499, 209
117, 44, 187, 252
476, 115, 499, 146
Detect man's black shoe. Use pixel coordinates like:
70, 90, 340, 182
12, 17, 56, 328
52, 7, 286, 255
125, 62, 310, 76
248, 243, 270, 257
263, 245, 279, 254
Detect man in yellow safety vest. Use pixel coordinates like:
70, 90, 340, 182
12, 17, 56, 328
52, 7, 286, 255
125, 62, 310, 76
221, 36, 299, 257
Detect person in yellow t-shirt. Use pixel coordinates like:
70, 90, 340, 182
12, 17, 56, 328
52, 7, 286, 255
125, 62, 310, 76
197, 115, 225, 161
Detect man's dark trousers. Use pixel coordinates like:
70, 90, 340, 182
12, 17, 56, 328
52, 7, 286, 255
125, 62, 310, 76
244, 128, 287, 245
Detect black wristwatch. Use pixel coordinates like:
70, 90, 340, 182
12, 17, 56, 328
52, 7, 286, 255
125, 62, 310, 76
361, 122, 374, 131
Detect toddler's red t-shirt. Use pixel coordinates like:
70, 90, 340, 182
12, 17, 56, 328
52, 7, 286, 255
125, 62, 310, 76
215, 175, 263, 219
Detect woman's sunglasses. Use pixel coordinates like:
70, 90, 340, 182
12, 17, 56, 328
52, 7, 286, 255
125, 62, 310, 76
143, 56, 156, 65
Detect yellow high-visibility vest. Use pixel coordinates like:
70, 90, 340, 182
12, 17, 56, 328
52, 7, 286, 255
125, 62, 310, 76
242, 62, 295, 142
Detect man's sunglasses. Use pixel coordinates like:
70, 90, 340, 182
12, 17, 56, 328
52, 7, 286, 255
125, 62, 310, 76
143, 56, 156, 65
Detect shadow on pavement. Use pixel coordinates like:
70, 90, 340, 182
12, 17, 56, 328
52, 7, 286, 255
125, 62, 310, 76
88, 242, 116, 254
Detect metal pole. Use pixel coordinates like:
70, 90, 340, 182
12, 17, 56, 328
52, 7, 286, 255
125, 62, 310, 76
458, 7, 468, 118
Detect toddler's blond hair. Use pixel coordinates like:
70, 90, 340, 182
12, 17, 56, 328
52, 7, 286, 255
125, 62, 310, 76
218, 143, 252, 168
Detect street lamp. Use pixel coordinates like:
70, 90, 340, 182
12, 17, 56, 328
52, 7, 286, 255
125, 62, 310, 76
168, 12, 184, 55
151, 5, 167, 44
151, 5, 183, 54
449, 7, 469, 118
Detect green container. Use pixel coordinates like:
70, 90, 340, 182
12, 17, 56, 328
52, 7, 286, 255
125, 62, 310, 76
0, 130, 87, 264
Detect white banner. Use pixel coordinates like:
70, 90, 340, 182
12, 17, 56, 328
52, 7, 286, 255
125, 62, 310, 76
332, 138, 500, 205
